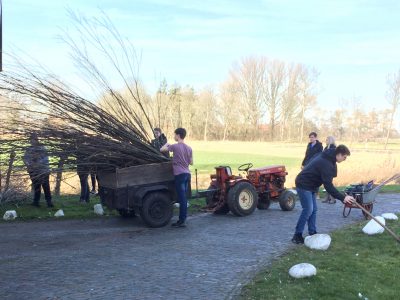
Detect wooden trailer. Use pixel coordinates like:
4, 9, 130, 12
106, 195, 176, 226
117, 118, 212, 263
97, 162, 176, 227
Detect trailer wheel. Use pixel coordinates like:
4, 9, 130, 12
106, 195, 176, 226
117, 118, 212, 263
257, 195, 271, 210
117, 209, 136, 218
279, 190, 296, 211
227, 182, 258, 216
140, 192, 173, 228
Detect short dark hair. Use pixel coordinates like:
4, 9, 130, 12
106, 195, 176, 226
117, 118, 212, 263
335, 145, 351, 156
174, 128, 187, 139
153, 128, 161, 133
309, 132, 317, 138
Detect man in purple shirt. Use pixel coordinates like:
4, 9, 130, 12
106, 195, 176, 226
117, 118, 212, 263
161, 128, 193, 228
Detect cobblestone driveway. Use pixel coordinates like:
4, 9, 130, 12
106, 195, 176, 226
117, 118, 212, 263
1, 194, 399, 300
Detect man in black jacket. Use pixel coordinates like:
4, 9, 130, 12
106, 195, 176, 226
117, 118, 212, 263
292, 145, 355, 244
301, 132, 323, 168
151, 128, 169, 158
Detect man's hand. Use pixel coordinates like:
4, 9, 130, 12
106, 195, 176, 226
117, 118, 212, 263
160, 143, 170, 153
343, 195, 355, 204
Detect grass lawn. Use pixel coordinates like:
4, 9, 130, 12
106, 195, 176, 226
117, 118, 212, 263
189, 141, 400, 189
240, 216, 400, 300
0, 194, 206, 222
0, 195, 117, 221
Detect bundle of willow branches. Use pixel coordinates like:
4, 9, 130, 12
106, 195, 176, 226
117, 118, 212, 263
0, 11, 169, 177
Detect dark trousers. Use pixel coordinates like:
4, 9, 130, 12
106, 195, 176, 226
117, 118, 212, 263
29, 173, 52, 204
295, 188, 318, 235
90, 172, 97, 191
78, 174, 90, 202
174, 173, 190, 222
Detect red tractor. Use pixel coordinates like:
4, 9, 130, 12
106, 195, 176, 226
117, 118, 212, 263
199, 163, 296, 216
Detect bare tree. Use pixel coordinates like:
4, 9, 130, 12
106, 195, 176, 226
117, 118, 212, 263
297, 66, 318, 142
264, 59, 286, 140
280, 63, 301, 140
385, 70, 400, 149
230, 56, 267, 140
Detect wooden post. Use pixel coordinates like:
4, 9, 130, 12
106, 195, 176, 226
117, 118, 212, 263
54, 155, 66, 196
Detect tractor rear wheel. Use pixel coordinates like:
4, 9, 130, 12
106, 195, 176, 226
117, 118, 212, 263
227, 182, 258, 216
140, 192, 173, 228
279, 190, 296, 211
257, 194, 271, 210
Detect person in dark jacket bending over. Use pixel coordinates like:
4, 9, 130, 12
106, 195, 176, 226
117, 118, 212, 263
301, 132, 323, 168
292, 145, 355, 244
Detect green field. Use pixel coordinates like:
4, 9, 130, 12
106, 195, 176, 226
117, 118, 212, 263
189, 141, 400, 188
240, 216, 400, 300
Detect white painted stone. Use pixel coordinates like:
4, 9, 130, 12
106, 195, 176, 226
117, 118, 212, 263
288, 263, 317, 279
94, 204, 104, 215
54, 209, 64, 217
3, 210, 17, 220
362, 216, 385, 235
381, 213, 398, 221
304, 234, 332, 250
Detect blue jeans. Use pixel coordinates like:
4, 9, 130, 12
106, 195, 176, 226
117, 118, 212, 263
175, 173, 190, 222
295, 188, 318, 235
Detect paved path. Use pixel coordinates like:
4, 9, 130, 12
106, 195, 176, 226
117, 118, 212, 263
1, 194, 399, 300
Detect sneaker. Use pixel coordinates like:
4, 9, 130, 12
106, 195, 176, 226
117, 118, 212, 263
291, 233, 304, 244
47, 202, 54, 208
171, 220, 186, 228
90, 190, 96, 195
309, 232, 318, 236
31, 202, 40, 207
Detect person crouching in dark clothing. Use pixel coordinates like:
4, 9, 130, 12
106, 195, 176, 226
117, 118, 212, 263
301, 132, 323, 169
322, 136, 337, 204
23, 134, 54, 208
76, 149, 90, 203
151, 128, 169, 158
292, 145, 355, 244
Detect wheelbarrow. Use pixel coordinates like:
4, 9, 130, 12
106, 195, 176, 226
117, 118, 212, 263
343, 173, 400, 220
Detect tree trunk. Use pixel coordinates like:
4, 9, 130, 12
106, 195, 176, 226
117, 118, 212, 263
223, 123, 228, 141
5, 151, 16, 192
299, 100, 305, 142
384, 111, 395, 150
203, 111, 209, 141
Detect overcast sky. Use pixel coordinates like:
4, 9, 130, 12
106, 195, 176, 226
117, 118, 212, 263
6, 0, 400, 114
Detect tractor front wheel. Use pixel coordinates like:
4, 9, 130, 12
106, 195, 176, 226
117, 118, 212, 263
227, 182, 258, 216
140, 192, 173, 228
257, 194, 271, 210
279, 190, 296, 211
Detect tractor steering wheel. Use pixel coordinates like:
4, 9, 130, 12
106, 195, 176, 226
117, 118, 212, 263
238, 163, 253, 173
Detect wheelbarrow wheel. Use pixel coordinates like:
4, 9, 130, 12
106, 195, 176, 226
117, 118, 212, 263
362, 203, 373, 220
